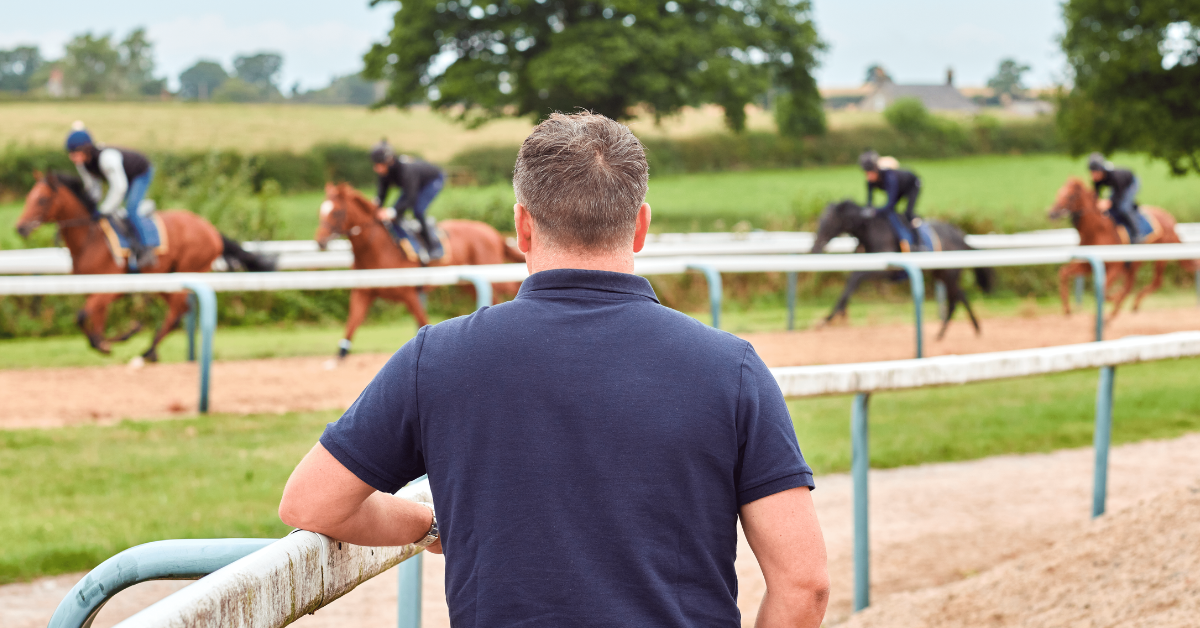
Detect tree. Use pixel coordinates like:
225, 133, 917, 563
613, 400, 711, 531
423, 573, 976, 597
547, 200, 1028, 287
118, 28, 157, 94
211, 77, 266, 103
179, 60, 229, 100
61, 32, 121, 95
233, 52, 284, 91
864, 63, 890, 84
1058, 1, 1200, 174
0, 46, 43, 92
364, 0, 826, 136
987, 58, 1030, 98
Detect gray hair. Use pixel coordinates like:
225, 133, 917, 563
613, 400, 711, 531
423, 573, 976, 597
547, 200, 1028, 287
513, 112, 649, 252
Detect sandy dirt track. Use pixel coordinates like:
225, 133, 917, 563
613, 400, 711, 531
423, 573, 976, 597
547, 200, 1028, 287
7, 434, 1199, 628
3, 306, 1199, 428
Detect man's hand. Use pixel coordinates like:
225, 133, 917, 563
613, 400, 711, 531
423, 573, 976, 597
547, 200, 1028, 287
279, 443, 441, 552
741, 487, 829, 628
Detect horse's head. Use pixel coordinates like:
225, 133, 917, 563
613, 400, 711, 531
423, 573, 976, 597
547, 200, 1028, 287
16, 171, 92, 239
812, 199, 865, 253
1048, 177, 1096, 222
315, 183, 375, 250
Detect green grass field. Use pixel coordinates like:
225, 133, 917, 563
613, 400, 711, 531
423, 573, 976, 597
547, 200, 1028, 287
3, 354, 1198, 583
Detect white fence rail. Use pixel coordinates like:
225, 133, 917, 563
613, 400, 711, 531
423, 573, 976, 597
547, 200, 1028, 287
7, 224, 1199, 273
91, 332, 1200, 627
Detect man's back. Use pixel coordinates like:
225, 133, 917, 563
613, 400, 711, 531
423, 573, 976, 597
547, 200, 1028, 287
322, 269, 812, 626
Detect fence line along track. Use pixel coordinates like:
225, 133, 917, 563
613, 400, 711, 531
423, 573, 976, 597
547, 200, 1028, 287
6, 224, 1199, 274
48, 332, 1200, 628
3, 245, 1200, 413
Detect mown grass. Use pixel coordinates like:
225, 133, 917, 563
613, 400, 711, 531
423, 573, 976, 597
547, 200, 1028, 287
3, 355, 1198, 583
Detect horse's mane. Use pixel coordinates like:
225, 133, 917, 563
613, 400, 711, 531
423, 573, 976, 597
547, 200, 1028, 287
48, 171, 98, 215
333, 183, 377, 216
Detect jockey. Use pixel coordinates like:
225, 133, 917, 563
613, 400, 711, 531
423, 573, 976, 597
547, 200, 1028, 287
861, 150, 923, 251
371, 138, 445, 263
1088, 152, 1143, 243
65, 126, 156, 271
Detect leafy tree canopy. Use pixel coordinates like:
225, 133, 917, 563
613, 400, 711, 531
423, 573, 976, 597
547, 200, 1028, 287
864, 63, 890, 84
179, 60, 229, 100
234, 53, 284, 90
364, 0, 826, 136
986, 58, 1030, 98
0, 46, 44, 92
1058, 0, 1200, 174
60, 28, 162, 97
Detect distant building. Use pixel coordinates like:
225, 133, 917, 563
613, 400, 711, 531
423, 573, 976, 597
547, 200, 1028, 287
862, 68, 977, 113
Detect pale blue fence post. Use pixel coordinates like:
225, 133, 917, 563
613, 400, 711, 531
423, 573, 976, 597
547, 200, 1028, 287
687, 264, 723, 329
459, 274, 493, 311
786, 271, 798, 330
397, 554, 423, 628
1074, 255, 1107, 341
180, 281, 216, 413
47, 538, 274, 628
1092, 366, 1115, 518
889, 261, 926, 358
935, 280, 947, 321
1074, 275, 1085, 306
851, 393, 871, 611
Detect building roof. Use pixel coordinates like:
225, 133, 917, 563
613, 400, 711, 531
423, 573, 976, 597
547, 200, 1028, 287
876, 83, 977, 111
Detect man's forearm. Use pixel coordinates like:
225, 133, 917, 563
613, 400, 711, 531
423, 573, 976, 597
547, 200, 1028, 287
294, 491, 432, 547
755, 585, 829, 628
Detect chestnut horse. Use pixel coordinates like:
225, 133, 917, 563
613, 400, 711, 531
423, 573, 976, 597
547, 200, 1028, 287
316, 183, 524, 357
1049, 177, 1197, 319
15, 171, 274, 360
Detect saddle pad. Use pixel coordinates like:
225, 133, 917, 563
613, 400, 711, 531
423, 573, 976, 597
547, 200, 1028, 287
99, 214, 168, 258
899, 223, 942, 253
1110, 210, 1162, 244
393, 227, 450, 264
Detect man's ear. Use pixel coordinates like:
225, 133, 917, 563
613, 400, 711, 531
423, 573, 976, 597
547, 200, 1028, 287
632, 203, 652, 253
514, 203, 534, 253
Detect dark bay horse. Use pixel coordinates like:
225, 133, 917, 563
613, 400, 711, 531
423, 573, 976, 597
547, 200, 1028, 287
1049, 177, 1197, 319
811, 200, 994, 340
316, 183, 524, 357
15, 172, 274, 360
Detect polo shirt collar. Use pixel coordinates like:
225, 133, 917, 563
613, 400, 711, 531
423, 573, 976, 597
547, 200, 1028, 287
517, 268, 660, 303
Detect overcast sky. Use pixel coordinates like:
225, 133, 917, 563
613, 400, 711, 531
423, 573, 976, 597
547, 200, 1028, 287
1, 0, 1065, 91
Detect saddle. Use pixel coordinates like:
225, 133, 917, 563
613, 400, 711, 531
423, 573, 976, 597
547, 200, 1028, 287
1106, 208, 1161, 244
97, 205, 168, 268
390, 217, 448, 264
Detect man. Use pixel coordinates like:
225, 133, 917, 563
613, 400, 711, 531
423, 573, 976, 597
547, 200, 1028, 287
65, 126, 156, 271
371, 138, 445, 262
1088, 152, 1143, 243
861, 149, 924, 251
280, 113, 829, 627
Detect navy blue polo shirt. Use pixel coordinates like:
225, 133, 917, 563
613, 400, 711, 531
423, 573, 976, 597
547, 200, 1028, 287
321, 269, 814, 628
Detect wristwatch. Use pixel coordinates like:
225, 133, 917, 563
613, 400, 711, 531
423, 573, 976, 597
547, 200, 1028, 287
417, 505, 439, 546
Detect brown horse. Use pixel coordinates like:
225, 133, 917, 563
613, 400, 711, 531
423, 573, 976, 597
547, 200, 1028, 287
1049, 177, 1197, 319
15, 171, 274, 360
316, 183, 524, 357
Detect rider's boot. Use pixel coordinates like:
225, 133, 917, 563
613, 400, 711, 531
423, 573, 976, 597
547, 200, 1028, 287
125, 217, 156, 271
421, 216, 444, 261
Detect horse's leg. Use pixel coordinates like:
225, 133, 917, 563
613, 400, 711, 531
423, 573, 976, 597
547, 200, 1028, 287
1131, 260, 1166, 312
934, 270, 961, 341
78, 293, 119, 354
340, 289, 376, 358
1057, 263, 1086, 316
822, 271, 873, 325
142, 292, 190, 363
958, 285, 983, 336
396, 287, 429, 326
1106, 263, 1135, 322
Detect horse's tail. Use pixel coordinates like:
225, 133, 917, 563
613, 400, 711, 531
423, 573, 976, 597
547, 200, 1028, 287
220, 234, 277, 272
503, 237, 525, 263
973, 266, 995, 294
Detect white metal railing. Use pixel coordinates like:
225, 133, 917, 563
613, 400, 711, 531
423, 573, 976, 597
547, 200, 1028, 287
7, 224, 1198, 273
91, 332, 1200, 627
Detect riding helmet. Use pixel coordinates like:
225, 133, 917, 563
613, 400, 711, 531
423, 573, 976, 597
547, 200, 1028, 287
859, 150, 880, 172
1086, 152, 1110, 172
65, 129, 93, 152
370, 138, 395, 164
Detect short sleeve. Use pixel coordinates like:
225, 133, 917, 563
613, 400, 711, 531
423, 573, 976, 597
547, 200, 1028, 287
320, 328, 428, 493
735, 344, 814, 506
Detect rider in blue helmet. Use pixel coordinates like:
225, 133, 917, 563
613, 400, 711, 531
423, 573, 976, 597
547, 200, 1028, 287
1088, 152, 1143, 243
65, 126, 157, 271
371, 138, 445, 264
860, 150, 924, 251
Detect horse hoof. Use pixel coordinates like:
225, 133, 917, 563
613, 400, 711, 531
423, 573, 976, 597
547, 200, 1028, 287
142, 349, 159, 363
128, 356, 145, 370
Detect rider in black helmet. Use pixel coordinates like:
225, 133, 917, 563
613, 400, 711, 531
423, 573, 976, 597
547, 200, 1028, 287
371, 138, 446, 262
860, 150, 924, 251
1088, 152, 1143, 243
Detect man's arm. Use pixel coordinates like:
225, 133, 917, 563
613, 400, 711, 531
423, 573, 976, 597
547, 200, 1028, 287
741, 487, 829, 628
97, 149, 128, 214
279, 443, 441, 552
